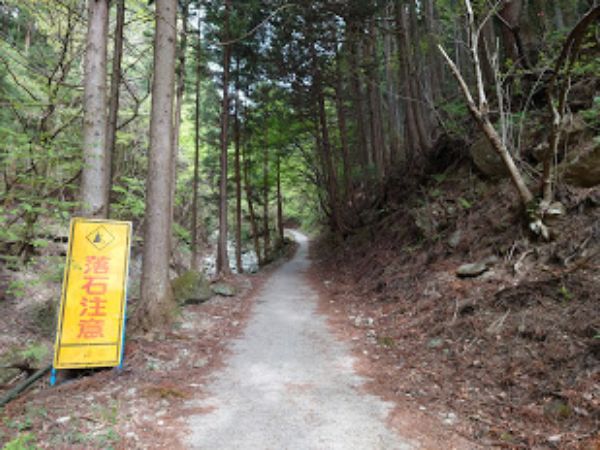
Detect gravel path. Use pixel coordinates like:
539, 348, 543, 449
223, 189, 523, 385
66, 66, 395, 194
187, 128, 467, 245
185, 231, 415, 449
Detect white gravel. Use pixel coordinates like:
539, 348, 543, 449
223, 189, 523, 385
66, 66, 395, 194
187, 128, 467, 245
185, 230, 415, 450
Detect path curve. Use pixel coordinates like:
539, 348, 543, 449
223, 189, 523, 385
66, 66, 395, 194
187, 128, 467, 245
185, 230, 415, 449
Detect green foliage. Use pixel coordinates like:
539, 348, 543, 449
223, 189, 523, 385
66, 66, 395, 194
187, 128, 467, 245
93, 401, 119, 426
458, 197, 472, 210
94, 428, 120, 448
2, 432, 38, 450
431, 173, 447, 184
6, 280, 26, 299
581, 96, 600, 132
559, 285, 573, 303
19, 343, 48, 364
440, 100, 469, 138
111, 177, 146, 220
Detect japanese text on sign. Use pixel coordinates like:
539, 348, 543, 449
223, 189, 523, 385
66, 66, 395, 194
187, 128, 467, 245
53, 219, 131, 369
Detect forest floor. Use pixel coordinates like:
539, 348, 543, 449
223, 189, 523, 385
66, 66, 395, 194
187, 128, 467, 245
0, 247, 294, 449
0, 169, 598, 450
311, 164, 599, 449
1, 232, 474, 449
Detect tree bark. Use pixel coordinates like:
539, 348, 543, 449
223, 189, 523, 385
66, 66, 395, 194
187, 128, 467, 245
137, 0, 178, 331
314, 49, 341, 235
233, 61, 243, 273
406, 3, 432, 155
171, 0, 189, 248
106, 0, 125, 217
276, 152, 284, 245
347, 22, 370, 168
396, 3, 421, 166
242, 139, 262, 266
262, 123, 270, 262
366, 20, 386, 179
216, 0, 232, 275
383, 10, 401, 165
334, 47, 352, 202
81, 0, 109, 218
191, 12, 202, 271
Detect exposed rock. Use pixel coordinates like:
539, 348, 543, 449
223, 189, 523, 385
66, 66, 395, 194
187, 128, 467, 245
448, 230, 462, 248
172, 271, 213, 304
211, 281, 236, 297
564, 144, 600, 187
442, 412, 458, 426
482, 255, 500, 266
456, 262, 489, 278
469, 134, 509, 178
428, 338, 443, 349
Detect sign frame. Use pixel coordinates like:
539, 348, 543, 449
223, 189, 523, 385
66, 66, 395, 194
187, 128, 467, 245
51, 217, 132, 384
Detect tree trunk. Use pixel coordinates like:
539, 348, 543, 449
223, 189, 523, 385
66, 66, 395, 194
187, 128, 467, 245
81, 0, 109, 218
396, 4, 421, 166
276, 152, 284, 245
137, 0, 178, 331
366, 20, 385, 179
233, 62, 243, 274
170, 0, 189, 248
383, 11, 401, 165
314, 49, 341, 235
242, 145, 262, 266
334, 47, 352, 202
407, 2, 432, 155
348, 22, 370, 168
191, 13, 202, 271
424, 0, 443, 102
106, 0, 125, 217
262, 125, 270, 262
216, 0, 232, 275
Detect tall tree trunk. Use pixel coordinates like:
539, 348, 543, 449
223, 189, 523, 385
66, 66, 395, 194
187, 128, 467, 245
407, 2, 432, 154
106, 0, 125, 217
276, 152, 284, 245
383, 10, 401, 165
313, 47, 341, 235
233, 61, 243, 273
242, 145, 262, 266
81, 0, 109, 218
367, 19, 386, 179
395, 4, 421, 166
191, 13, 202, 271
262, 124, 270, 262
334, 47, 352, 202
216, 0, 232, 275
137, 0, 177, 330
348, 22, 370, 168
171, 0, 189, 248
358, 38, 376, 169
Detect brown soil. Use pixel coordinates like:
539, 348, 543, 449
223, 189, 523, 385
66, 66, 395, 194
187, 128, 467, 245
310, 169, 599, 449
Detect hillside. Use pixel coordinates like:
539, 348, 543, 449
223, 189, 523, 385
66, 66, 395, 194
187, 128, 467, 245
312, 157, 599, 448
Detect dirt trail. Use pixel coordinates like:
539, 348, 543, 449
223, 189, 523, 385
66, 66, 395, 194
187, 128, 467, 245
184, 231, 415, 449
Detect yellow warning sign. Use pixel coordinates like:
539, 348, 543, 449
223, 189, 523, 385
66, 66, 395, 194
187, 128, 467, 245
53, 218, 132, 369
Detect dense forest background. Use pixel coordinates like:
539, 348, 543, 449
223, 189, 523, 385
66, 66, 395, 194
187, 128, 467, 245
1, 0, 598, 294
0, 0, 599, 447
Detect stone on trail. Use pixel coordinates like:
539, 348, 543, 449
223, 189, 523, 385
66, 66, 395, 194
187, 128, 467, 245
456, 262, 488, 278
210, 281, 237, 297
